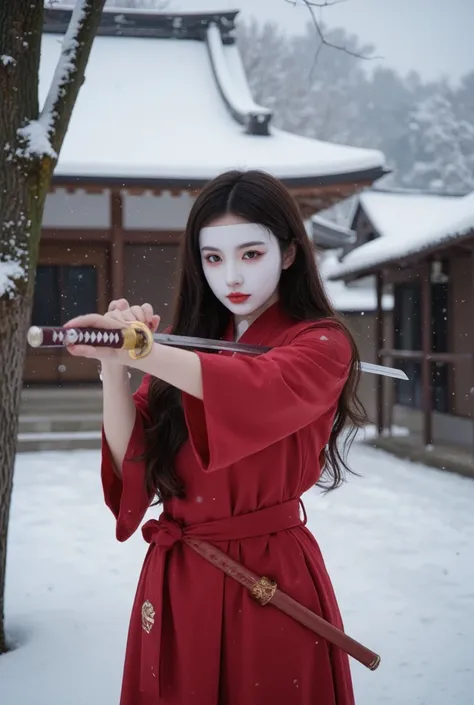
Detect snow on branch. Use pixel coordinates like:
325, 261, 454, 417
1, 55, 16, 66
33, 0, 106, 163
0, 260, 25, 299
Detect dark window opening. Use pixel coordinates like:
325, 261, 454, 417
31, 265, 98, 327
393, 273, 449, 413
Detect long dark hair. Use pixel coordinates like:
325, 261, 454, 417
142, 170, 367, 502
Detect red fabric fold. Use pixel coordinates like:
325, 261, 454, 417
101, 373, 153, 541
182, 324, 351, 472
137, 499, 303, 698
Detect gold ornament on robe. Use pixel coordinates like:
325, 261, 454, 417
251, 576, 277, 606
141, 600, 155, 634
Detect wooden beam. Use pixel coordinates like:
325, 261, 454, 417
289, 179, 375, 199
41, 228, 183, 244
110, 190, 124, 301
379, 350, 472, 363
376, 272, 384, 435
41, 228, 112, 242
421, 263, 433, 446
123, 230, 182, 244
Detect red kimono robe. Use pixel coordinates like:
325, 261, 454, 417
101, 302, 356, 705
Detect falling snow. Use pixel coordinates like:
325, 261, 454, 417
1, 441, 473, 704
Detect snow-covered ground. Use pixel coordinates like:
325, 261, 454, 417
2, 441, 474, 704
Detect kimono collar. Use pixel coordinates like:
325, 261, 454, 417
223, 301, 292, 345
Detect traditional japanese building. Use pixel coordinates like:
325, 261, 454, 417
326, 187, 474, 475
309, 211, 394, 422
26, 5, 386, 386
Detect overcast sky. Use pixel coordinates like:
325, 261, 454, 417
177, 0, 473, 84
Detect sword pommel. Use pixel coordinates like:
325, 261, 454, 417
27, 326, 44, 348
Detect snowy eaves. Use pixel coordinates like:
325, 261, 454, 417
309, 213, 356, 249
319, 251, 393, 312
328, 190, 474, 280
38, 18, 386, 186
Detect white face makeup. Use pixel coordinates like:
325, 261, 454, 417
199, 222, 283, 317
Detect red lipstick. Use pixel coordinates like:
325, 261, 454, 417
227, 293, 251, 304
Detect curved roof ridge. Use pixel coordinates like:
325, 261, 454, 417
206, 23, 272, 136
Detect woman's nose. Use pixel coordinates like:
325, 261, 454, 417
225, 263, 243, 287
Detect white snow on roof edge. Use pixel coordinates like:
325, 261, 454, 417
39, 31, 386, 182
319, 252, 393, 312
312, 213, 356, 238
329, 191, 474, 279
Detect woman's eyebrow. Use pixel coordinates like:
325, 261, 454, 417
201, 240, 266, 253
238, 240, 266, 248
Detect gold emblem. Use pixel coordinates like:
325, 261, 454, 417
251, 576, 277, 606
141, 599, 155, 634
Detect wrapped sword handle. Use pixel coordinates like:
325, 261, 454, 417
27, 321, 154, 360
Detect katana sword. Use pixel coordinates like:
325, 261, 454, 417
27, 325, 408, 381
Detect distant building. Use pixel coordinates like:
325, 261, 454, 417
309, 209, 394, 422
326, 187, 474, 474
27, 5, 386, 386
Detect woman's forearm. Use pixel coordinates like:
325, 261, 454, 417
129, 344, 203, 399
101, 364, 138, 476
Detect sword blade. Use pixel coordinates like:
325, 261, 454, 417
153, 332, 271, 356
359, 361, 408, 381
153, 333, 409, 380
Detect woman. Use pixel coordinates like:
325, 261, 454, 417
66, 169, 367, 705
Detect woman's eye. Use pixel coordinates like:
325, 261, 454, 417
243, 250, 264, 260
205, 254, 221, 264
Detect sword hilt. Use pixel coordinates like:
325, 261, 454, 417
27, 321, 154, 359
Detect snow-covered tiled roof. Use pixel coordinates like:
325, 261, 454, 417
40, 6, 386, 188
319, 252, 393, 312
309, 214, 356, 249
329, 190, 474, 280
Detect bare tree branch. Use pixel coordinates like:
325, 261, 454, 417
284, 0, 381, 76
40, 0, 107, 162
287, 0, 349, 7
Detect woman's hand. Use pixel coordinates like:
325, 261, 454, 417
65, 299, 160, 363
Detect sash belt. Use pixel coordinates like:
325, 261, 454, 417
139, 499, 380, 697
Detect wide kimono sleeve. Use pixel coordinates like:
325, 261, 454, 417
101, 373, 153, 541
181, 323, 353, 472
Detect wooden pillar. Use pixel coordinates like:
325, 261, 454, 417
110, 190, 124, 301
471, 247, 474, 458
421, 262, 433, 446
376, 271, 384, 435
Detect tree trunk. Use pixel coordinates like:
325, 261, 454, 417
0, 0, 107, 654
0, 280, 41, 654
0, 0, 44, 655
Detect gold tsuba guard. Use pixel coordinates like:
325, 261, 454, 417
125, 320, 154, 360
251, 576, 277, 606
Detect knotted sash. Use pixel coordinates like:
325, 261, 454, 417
137, 499, 379, 697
